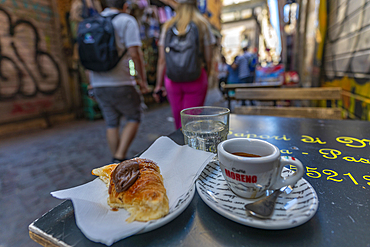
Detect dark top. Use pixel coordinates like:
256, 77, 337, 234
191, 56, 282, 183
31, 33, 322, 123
227, 65, 241, 84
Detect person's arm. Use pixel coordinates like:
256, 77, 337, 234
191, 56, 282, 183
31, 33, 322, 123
122, 16, 149, 94
84, 70, 96, 98
203, 23, 216, 77
128, 46, 149, 94
153, 45, 167, 102
153, 26, 167, 103
231, 61, 238, 69
204, 44, 213, 77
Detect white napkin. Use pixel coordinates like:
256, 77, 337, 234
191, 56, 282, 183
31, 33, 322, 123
51, 136, 215, 246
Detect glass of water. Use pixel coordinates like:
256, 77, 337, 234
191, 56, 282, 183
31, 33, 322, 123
180, 106, 230, 153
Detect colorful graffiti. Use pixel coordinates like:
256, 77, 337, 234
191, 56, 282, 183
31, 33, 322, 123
0, 7, 62, 100
323, 0, 370, 120
0, 0, 54, 22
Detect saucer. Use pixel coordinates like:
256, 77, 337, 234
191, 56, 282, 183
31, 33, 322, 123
196, 160, 319, 230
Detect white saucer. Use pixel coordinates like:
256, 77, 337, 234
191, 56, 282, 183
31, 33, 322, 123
196, 161, 319, 230
138, 184, 195, 233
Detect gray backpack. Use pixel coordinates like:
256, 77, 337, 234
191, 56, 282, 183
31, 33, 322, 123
164, 22, 202, 82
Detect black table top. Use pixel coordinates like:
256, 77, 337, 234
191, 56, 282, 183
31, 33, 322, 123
29, 115, 370, 246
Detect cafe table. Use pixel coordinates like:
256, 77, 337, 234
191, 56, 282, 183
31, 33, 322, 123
29, 114, 370, 246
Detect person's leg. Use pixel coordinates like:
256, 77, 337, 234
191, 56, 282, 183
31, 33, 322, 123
246, 76, 255, 105
238, 77, 253, 105
239, 77, 248, 83
106, 127, 119, 155
94, 87, 121, 157
246, 76, 253, 83
182, 69, 208, 109
112, 86, 143, 160
113, 121, 140, 160
165, 77, 183, 129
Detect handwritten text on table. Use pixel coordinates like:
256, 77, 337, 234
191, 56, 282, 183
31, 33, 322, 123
229, 132, 370, 188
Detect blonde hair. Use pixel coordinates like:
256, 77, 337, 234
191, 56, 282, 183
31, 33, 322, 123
164, 3, 209, 39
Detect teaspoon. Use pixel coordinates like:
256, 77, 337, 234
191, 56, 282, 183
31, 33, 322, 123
244, 185, 293, 218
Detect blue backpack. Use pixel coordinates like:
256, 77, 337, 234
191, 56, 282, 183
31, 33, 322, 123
164, 22, 202, 82
77, 13, 127, 72
248, 54, 257, 72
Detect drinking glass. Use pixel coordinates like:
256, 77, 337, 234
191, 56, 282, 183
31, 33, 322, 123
180, 106, 230, 153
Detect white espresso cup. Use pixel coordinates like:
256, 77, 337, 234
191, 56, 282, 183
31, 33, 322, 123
217, 138, 305, 199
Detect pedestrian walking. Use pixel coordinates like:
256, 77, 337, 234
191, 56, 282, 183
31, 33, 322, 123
232, 44, 256, 105
88, 0, 149, 163
227, 56, 241, 84
224, 55, 241, 98
153, 0, 216, 129
232, 44, 254, 83
218, 55, 228, 94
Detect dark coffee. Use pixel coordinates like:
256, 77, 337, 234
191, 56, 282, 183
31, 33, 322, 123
232, 152, 262, 158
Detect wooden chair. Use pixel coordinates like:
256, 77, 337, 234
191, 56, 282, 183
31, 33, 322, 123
221, 81, 283, 109
234, 87, 343, 120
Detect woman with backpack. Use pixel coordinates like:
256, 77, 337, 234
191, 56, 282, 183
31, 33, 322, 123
153, 0, 216, 129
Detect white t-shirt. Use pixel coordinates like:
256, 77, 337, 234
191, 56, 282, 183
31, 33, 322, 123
90, 8, 142, 87
235, 52, 252, 79
218, 63, 228, 79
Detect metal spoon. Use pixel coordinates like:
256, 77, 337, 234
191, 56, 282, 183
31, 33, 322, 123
244, 185, 293, 218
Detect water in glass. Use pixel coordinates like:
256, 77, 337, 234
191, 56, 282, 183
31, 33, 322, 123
182, 120, 228, 153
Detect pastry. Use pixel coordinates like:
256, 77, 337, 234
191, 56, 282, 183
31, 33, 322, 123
92, 158, 169, 222
92, 163, 118, 185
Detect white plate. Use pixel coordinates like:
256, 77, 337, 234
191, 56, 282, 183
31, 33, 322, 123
138, 184, 196, 234
196, 160, 319, 230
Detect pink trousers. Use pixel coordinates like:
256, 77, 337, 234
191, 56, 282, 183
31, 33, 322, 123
165, 69, 208, 129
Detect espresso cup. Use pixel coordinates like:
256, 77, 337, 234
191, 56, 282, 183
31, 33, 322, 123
217, 138, 304, 199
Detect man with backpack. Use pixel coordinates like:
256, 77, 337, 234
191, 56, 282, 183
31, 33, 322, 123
232, 44, 254, 84
81, 0, 149, 163
232, 44, 256, 106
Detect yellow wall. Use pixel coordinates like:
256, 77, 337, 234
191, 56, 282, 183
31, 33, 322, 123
206, 0, 222, 30
323, 78, 370, 121
322, 0, 370, 120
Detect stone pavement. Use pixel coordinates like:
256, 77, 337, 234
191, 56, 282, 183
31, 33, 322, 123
0, 87, 229, 247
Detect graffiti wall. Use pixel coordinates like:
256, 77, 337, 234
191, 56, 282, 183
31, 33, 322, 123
0, 0, 69, 124
322, 0, 370, 120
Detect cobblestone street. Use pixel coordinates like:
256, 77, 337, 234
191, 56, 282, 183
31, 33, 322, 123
0, 88, 227, 247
